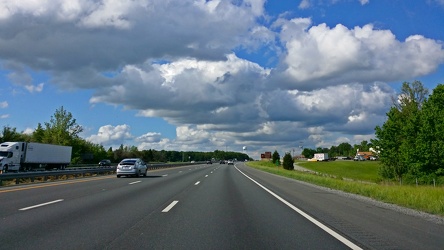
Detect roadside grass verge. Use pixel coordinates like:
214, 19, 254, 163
297, 160, 380, 183
246, 161, 444, 217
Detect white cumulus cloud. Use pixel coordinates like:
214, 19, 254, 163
87, 124, 133, 145
274, 20, 444, 90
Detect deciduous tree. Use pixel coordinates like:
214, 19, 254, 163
0, 126, 26, 142
374, 81, 428, 183
417, 84, 444, 175
42, 106, 83, 146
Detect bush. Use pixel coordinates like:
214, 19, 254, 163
283, 153, 294, 170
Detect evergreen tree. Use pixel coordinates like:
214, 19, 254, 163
272, 150, 280, 164
107, 147, 114, 162
32, 123, 45, 142
282, 153, 294, 170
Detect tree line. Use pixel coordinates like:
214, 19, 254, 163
300, 140, 373, 160
0, 107, 249, 164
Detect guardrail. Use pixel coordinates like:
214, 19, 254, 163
0, 162, 203, 186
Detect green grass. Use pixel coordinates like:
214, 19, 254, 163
297, 160, 381, 183
246, 161, 444, 217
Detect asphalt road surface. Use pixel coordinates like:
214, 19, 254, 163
0, 162, 442, 249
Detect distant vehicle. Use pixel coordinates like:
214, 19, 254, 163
219, 160, 225, 164
369, 156, 378, 161
0, 142, 72, 172
206, 160, 212, 164
99, 159, 111, 167
116, 158, 147, 178
354, 155, 365, 161
314, 153, 329, 161
227, 160, 234, 165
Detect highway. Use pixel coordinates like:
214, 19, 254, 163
0, 162, 443, 249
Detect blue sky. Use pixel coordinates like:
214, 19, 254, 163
0, 0, 443, 159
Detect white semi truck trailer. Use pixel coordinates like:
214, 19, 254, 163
0, 142, 72, 173
314, 153, 329, 161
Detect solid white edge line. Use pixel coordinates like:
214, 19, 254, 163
162, 200, 179, 212
19, 199, 64, 211
129, 181, 142, 185
234, 166, 363, 250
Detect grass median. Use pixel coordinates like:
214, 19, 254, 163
246, 160, 444, 217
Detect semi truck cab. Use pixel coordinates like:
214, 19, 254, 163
0, 142, 23, 172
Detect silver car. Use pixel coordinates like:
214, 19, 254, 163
116, 158, 147, 178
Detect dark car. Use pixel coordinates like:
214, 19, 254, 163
99, 160, 111, 167
99, 159, 111, 167
206, 161, 212, 164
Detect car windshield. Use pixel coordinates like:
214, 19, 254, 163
120, 160, 136, 165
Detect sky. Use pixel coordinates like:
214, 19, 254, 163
0, 0, 444, 160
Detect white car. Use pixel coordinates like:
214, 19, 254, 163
353, 155, 365, 161
116, 158, 147, 178
227, 160, 234, 165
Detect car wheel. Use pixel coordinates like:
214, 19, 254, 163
117, 175, 121, 178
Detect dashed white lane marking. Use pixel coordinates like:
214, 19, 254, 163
205, 175, 208, 178
234, 166, 362, 250
19, 199, 64, 211
162, 174, 168, 177
162, 200, 179, 212
129, 181, 141, 185
194, 181, 200, 185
